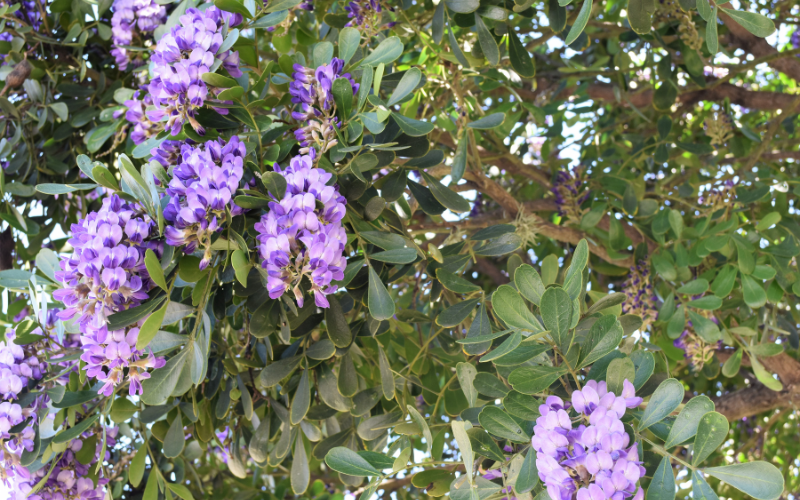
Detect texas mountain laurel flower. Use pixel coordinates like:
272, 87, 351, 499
290, 57, 359, 155
552, 166, 590, 222
163, 136, 247, 269
147, 7, 243, 135
110, 0, 167, 71
621, 261, 657, 331
532, 380, 644, 500
52, 194, 165, 395
674, 328, 719, 372
254, 151, 347, 308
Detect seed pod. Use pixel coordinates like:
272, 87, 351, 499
5, 60, 32, 89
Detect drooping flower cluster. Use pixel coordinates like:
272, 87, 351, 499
621, 261, 657, 331
532, 380, 644, 500
290, 58, 359, 154
345, 0, 396, 34
254, 152, 347, 308
13, 428, 119, 500
552, 166, 590, 221
53, 195, 165, 395
147, 7, 242, 135
0, 329, 43, 406
163, 136, 247, 269
674, 326, 719, 372
0, 0, 43, 41
119, 91, 162, 145
110, 0, 167, 71
698, 179, 736, 212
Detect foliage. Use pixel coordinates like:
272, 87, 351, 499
0, 0, 797, 499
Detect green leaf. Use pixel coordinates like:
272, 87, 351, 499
249, 417, 271, 463
143, 468, 159, 500
639, 378, 684, 430
693, 471, 720, 500
687, 310, 721, 343
474, 14, 499, 65
368, 265, 395, 320
437, 269, 481, 293
361, 37, 403, 66
201, 72, 239, 88
290, 369, 310, 425
456, 362, 478, 408
742, 274, 767, 308
665, 395, 714, 448
692, 411, 729, 465
264, 0, 299, 12
508, 365, 566, 394
503, 391, 541, 420
262, 171, 287, 199
145, 249, 167, 292
421, 172, 471, 213
141, 348, 189, 405
393, 113, 435, 136
722, 348, 742, 377
467, 113, 505, 129
580, 315, 624, 367
707, 8, 719, 54
136, 302, 168, 351
325, 297, 352, 348
481, 330, 523, 362
332, 77, 353, 120
35, 183, 97, 195
231, 250, 251, 287
53, 414, 99, 443
446, 0, 479, 13
164, 411, 185, 458
166, 482, 195, 500
628, 0, 656, 34
508, 32, 535, 77
565, 0, 592, 45
492, 285, 544, 332
387, 68, 422, 106
479, 406, 530, 443
451, 421, 475, 484
646, 456, 676, 500
407, 405, 434, 454
378, 343, 395, 400
606, 357, 635, 395
467, 428, 506, 462
677, 279, 708, 295
451, 134, 469, 183
721, 8, 775, 37
437, 298, 480, 327
291, 434, 310, 494
704, 462, 784, 500
53, 390, 98, 409
515, 264, 546, 306
540, 287, 573, 354
690, 295, 722, 310
129, 445, 146, 487
711, 265, 737, 297
259, 355, 303, 387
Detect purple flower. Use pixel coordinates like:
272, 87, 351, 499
532, 381, 644, 500
674, 327, 720, 372
552, 166, 590, 220
162, 136, 247, 269
51, 194, 165, 395
0, 330, 43, 401
146, 7, 242, 136
345, 0, 396, 32
621, 261, 657, 331
254, 151, 347, 308
110, 0, 167, 70
118, 91, 162, 145
290, 58, 358, 154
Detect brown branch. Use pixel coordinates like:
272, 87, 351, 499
709, 350, 800, 421
475, 258, 511, 286
718, 2, 800, 82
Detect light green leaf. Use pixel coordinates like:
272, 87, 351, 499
704, 462, 784, 500
692, 411, 729, 465
639, 378, 684, 430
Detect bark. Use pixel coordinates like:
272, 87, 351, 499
0, 227, 14, 271
708, 351, 800, 421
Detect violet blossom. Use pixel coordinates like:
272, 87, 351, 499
52, 194, 165, 395
552, 166, 590, 221
146, 7, 243, 136
254, 151, 347, 308
621, 261, 657, 331
162, 136, 247, 269
290, 58, 359, 154
532, 380, 644, 500
345, 0, 396, 33
110, 0, 167, 71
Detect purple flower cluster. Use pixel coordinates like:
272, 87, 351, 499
16, 428, 119, 500
698, 179, 735, 208
147, 7, 242, 136
119, 91, 162, 145
792, 29, 800, 50
345, 0, 396, 32
110, 0, 167, 71
552, 166, 590, 220
0, 329, 43, 406
290, 58, 359, 154
53, 194, 165, 395
674, 326, 719, 372
0, 0, 43, 41
254, 152, 347, 308
532, 380, 644, 500
163, 136, 246, 269
621, 261, 657, 331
